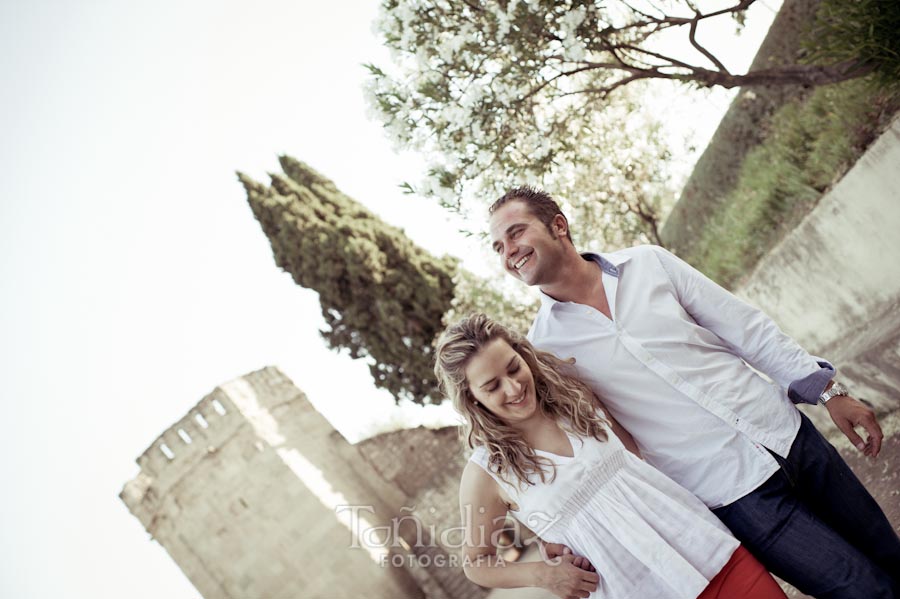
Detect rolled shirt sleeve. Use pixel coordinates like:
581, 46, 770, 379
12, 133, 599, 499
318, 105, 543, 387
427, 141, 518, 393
787, 361, 835, 405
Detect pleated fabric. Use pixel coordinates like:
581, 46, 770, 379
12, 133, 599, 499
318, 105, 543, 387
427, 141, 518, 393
470, 424, 740, 599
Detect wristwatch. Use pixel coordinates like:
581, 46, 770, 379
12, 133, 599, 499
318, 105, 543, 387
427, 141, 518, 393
819, 382, 849, 405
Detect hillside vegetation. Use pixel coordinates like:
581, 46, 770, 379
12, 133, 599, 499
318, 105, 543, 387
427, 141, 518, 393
661, 0, 900, 288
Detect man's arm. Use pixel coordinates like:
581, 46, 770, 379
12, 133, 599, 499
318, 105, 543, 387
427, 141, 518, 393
650, 245, 883, 457
651, 246, 822, 386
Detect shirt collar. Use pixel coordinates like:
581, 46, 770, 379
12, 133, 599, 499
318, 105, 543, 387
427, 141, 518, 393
537, 251, 631, 308
582, 252, 629, 277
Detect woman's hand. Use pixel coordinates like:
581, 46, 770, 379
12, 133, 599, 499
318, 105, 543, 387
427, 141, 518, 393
535, 553, 600, 599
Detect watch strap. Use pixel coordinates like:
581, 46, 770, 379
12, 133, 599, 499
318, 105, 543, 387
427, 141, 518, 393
819, 382, 849, 405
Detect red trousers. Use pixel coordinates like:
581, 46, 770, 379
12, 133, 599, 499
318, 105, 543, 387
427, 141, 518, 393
697, 545, 787, 599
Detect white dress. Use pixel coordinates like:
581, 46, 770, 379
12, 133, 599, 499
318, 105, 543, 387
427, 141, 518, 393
469, 423, 740, 599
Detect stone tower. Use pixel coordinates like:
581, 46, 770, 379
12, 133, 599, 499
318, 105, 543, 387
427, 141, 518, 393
120, 366, 422, 598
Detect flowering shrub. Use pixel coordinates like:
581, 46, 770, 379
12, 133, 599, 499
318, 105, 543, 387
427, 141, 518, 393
364, 0, 704, 246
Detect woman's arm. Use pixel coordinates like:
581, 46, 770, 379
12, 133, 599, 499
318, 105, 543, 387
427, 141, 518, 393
459, 462, 599, 598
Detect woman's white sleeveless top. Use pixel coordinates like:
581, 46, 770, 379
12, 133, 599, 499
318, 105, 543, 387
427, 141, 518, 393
469, 423, 740, 599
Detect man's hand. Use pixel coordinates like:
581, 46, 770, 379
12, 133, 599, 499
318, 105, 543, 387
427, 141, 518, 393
540, 541, 573, 562
825, 394, 883, 458
535, 553, 600, 599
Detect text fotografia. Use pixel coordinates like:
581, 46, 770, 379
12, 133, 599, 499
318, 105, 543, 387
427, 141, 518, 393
336, 504, 561, 566
382, 553, 507, 569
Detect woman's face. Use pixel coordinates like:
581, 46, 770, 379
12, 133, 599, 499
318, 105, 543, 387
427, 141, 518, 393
464, 338, 538, 427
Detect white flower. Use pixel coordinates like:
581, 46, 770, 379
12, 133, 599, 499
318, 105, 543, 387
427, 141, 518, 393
440, 104, 468, 129
496, 13, 511, 38
415, 47, 432, 71
394, 3, 415, 28
475, 149, 494, 169
558, 6, 587, 39
460, 84, 484, 109
563, 38, 587, 62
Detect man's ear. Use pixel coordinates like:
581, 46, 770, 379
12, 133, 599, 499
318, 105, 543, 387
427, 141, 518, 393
552, 214, 569, 239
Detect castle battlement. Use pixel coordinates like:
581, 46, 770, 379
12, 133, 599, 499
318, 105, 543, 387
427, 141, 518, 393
131, 366, 319, 486
135, 390, 239, 481
120, 366, 426, 599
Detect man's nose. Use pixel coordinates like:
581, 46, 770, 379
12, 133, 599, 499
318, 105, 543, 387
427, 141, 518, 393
504, 240, 518, 261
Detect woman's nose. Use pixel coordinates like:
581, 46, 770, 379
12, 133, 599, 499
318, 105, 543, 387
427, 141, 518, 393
502, 377, 522, 396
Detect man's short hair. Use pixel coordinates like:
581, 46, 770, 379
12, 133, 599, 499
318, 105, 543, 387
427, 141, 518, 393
489, 186, 572, 243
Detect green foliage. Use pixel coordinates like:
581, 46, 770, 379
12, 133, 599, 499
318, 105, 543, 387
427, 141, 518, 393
805, 0, 900, 84
442, 269, 538, 338
684, 77, 900, 288
239, 157, 459, 405
240, 158, 540, 405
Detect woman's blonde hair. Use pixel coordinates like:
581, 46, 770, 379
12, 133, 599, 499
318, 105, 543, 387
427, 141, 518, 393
434, 313, 607, 486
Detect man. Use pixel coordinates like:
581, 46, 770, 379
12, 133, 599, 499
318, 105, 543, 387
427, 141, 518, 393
488, 186, 900, 598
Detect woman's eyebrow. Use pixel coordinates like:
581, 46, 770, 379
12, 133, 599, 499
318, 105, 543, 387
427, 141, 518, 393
478, 376, 497, 390
479, 355, 519, 389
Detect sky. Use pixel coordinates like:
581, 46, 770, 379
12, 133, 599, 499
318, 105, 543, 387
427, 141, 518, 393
0, 1, 779, 597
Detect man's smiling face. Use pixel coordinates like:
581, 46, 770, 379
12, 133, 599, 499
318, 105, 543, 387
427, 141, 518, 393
489, 199, 568, 287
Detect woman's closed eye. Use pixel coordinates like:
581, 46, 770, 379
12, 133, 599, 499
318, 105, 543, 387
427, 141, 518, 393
486, 363, 521, 393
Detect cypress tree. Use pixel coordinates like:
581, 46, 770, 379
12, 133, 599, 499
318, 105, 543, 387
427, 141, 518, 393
238, 156, 458, 405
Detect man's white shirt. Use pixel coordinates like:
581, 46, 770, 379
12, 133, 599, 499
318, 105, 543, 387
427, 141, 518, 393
527, 245, 825, 508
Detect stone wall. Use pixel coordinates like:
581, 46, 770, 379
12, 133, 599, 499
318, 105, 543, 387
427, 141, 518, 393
737, 118, 900, 422
357, 426, 490, 599
356, 426, 466, 498
121, 367, 422, 599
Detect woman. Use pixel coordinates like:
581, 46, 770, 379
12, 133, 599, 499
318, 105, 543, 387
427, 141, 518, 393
434, 314, 787, 599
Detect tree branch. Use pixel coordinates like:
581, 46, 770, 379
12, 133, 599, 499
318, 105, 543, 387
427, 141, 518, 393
617, 44, 700, 71
688, 16, 731, 74
693, 0, 756, 23
520, 63, 605, 101
619, 1, 664, 22
537, 57, 871, 99
630, 198, 664, 246
613, 0, 758, 33
560, 72, 650, 99
459, 0, 484, 14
